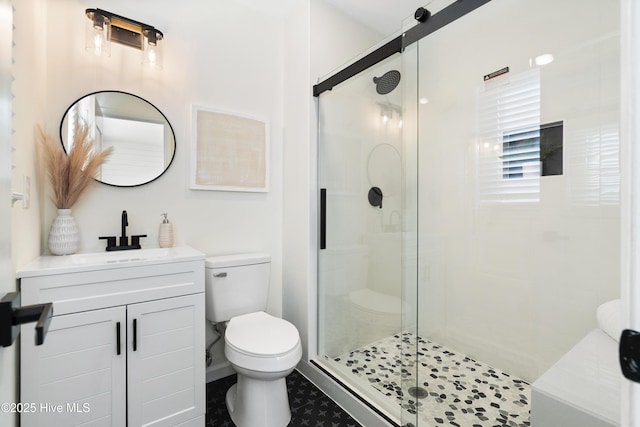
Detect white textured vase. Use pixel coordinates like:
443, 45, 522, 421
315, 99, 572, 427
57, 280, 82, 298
48, 209, 80, 255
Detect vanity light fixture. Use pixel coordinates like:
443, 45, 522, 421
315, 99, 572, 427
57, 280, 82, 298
377, 102, 402, 127
85, 8, 164, 69
381, 108, 389, 124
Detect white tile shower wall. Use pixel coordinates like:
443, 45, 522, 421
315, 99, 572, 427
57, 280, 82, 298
414, 0, 620, 382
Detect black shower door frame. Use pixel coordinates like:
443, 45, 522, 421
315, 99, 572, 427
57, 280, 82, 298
312, 0, 492, 98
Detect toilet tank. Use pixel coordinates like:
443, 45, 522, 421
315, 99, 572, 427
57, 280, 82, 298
205, 253, 271, 322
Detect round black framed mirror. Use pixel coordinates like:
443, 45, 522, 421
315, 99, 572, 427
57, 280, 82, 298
60, 91, 176, 187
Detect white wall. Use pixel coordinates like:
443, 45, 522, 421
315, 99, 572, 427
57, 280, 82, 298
283, 0, 386, 362
620, 1, 640, 423
12, 0, 45, 273
9, 0, 389, 382
282, 0, 314, 362
33, 0, 288, 316
310, 0, 388, 82
1, 2, 17, 425
8, 1, 48, 424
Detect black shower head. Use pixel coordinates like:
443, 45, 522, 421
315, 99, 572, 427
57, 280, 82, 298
373, 70, 401, 95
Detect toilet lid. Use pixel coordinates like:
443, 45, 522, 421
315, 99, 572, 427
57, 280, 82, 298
226, 311, 300, 357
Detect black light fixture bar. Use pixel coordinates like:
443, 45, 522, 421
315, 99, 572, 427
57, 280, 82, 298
86, 8, 163, 51
312, 0, 492, 97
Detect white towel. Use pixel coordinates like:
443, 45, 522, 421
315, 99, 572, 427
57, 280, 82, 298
596, 299, 623, 342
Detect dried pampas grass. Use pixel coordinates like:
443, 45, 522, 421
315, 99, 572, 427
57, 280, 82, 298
37, 122, 113, 209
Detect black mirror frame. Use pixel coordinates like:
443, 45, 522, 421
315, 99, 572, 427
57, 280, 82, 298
59, 90, 176, 188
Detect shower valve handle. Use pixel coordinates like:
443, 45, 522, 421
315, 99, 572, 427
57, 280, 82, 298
368, 187, 383, 209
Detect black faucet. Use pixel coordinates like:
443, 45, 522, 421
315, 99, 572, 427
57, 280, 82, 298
120, 210, 129, 247
99, 210, 147, 251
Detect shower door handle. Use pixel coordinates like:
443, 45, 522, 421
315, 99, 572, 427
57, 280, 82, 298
320, 189, 326, 250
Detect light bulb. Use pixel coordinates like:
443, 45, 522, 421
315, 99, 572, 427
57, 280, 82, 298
142, 35, 163, 69
85, 11, 110, 57
93, 33, 103, 56
147, 49, 156, 65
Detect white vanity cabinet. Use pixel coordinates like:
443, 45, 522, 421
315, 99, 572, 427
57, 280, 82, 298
17, 246, 206, 427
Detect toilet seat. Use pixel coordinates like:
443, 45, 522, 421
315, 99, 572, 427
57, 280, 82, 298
225, 311, 302, 372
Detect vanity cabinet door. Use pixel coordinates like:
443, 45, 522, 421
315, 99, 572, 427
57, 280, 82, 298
126, 294, 205, 427
21, 306, 127, 427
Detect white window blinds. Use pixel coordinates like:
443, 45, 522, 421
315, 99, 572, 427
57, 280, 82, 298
477, 69, 541, 203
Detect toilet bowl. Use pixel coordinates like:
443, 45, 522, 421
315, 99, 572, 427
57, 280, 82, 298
224, 311, 302, 427
205, 254, 302, 427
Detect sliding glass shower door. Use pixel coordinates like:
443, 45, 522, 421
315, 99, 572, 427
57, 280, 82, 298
409, 0, 620, 426
316, 1, 621, 426
317, 51, 419, 426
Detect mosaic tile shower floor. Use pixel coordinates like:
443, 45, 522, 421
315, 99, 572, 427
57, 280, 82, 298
331, 333, 531, 427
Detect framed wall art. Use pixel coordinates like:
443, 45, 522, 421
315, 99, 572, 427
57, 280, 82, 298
190, 105, 269, 192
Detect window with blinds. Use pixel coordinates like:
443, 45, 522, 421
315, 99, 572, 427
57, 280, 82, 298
567, 123, 620, 206
477, 69, 541, 203
502, 127, 540, 179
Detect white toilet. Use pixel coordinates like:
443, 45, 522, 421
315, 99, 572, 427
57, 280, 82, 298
205, 253, 302, 427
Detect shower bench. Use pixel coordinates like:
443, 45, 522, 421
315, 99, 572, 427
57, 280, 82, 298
531, 328, 621, 427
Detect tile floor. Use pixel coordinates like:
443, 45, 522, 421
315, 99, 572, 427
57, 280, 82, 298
208, 334, 531, 427
331, 333, 531, 427
206, 370, 362, 427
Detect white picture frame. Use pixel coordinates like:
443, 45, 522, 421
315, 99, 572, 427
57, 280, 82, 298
190, 105, 269, 192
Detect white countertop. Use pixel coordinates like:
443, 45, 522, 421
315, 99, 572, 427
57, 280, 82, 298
17, 245, 205, 278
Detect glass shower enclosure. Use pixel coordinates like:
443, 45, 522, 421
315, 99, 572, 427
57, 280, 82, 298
317, 50, 418, 425
316, 1, 621, 426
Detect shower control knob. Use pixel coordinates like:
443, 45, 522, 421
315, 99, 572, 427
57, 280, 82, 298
414, 7, 431, 23
368, 187, 383, 209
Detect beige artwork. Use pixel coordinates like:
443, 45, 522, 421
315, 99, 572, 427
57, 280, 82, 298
193, 109, 268, 191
